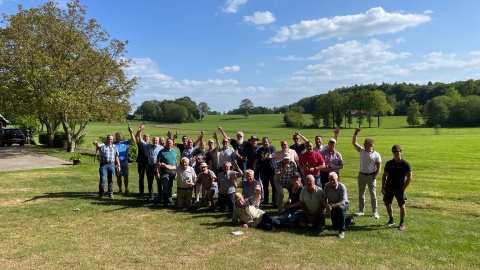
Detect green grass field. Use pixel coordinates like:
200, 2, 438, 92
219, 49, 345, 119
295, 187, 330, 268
1, 115, 479, 269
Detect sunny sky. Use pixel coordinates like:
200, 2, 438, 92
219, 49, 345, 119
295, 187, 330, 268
1, 0, 480, 113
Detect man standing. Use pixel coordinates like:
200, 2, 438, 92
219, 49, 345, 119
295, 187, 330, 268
352, 128, 382, 219
253, 137, 277, 205
243, 135, 260, 177
218, 137, 236, 173
319, 138, 344, 189
206, 135, 220, 176
135, 128, 149, 196
217, 161, 243, 212
274, 153, 297, 214
382, 145, 412, 231
175, 157, 196, 209
290, 132, 307, 156
324, 172, 349, 239
299, 141, 326, 187
298, 175, 326, 231
217, 125, 249, 176
136, 123, 163, 202
113, 128, 134, 195
156, 139, 178, 207
313, 127, 340, 153
94, 135, 120, 200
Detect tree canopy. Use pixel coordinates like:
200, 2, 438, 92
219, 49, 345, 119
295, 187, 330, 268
0, 0, 137, 151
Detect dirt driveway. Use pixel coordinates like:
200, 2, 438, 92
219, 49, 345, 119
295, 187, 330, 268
0, 145, 70, 171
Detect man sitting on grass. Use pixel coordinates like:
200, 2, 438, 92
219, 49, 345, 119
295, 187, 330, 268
232, 192, 284, 231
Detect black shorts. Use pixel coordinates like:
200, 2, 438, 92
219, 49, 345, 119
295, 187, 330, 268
383, 186, 407, 206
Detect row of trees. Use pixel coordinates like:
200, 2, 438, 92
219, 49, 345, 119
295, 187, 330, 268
293, 80, 480, 116
0, 0, 136, 152
134, 97, 203, 123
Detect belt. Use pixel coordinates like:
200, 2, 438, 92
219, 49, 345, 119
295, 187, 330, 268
359, 172, 375, 176
178, 187, 192, 190
100, 162, 115, 165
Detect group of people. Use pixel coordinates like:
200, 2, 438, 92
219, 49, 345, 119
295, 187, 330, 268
94, 123, 412, 238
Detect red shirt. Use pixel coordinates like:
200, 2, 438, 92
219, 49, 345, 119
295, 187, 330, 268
299, 151, 325, 176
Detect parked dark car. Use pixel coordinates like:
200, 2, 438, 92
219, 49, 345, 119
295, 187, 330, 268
0, 128, 26, 146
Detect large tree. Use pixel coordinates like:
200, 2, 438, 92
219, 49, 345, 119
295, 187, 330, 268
406, 99, 422, 127
239, 98, 254, 118
197, 102, 210, 119
0, 0, 136, 151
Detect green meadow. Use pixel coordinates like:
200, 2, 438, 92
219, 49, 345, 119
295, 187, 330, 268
1, 114, 479, 269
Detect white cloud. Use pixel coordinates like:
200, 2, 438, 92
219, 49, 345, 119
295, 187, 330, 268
243, 11, 276, 25
469, 51, 480, 56
216, 65, 240, 73
181, 79, 238, 87
222, 0, 248, 14
269, 7, 431, 43
411, 52, 480, 71
423, 10, 434, 14
285, 39, 411, 90
277, 55, 303, 61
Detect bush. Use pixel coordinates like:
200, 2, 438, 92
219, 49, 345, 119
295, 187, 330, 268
283, 111, 304, 128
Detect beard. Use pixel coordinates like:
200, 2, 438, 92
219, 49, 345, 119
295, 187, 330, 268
237, 139, 244, 145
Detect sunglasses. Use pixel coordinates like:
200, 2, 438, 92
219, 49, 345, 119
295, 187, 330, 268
281, 144, 287, 146
392, 150, 401, 153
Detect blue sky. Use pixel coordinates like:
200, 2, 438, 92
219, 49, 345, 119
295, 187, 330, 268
2, 0, 480, 113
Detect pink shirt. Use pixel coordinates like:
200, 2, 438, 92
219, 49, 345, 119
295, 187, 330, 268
299, 151, 325, 176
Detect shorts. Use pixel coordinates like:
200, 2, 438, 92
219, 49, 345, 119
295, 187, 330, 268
115, 161, 129, 177
383, 186, 407, 206
207, 185, 218, 196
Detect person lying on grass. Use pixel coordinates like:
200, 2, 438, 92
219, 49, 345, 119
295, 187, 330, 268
232, 192, 284, 231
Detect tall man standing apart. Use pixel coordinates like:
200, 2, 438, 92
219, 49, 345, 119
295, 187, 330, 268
113, 127, 134, 195
382, 145, 412, 231
352, 128, 382, 219
156, 139, 178, 207
94, 135, 121, 200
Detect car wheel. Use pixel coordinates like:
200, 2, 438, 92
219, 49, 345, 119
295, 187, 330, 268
20, 143, 25, 146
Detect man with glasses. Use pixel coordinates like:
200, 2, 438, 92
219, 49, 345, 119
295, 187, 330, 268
299, 141, 326, 187
352, 128, 382, 219
381, 145, 412, 231
290, 132, 308, 157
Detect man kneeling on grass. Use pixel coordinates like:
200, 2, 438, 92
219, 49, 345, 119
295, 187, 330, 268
232, 192, 283, 231
298, 175, 326, 231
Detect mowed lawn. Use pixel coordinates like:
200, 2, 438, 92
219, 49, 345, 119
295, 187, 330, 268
1, 115, 479, 269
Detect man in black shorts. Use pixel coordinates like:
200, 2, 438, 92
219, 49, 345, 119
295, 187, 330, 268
381, 145, 412, 231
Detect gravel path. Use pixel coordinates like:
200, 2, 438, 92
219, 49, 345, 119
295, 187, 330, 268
0, 145, 70, 171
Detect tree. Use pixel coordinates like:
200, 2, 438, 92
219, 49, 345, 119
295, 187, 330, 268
0, 0, 136, 151
197, 102, 210, 119
175, 96, 199, 121
239, 98, 254, 118
370, 90, 394, 127
283, 111, 303, 127
135, 100, 161, 121
406, 100, 422, 127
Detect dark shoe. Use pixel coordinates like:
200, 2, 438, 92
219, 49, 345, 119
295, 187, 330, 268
346, 215, 355, 225
398, 223, 405, 231
385, 220, 396, 228
125, 190, 130, 196
98, 195, 103, 200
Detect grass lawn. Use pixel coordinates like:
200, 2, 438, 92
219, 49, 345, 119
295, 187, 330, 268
1, 114, 479, 269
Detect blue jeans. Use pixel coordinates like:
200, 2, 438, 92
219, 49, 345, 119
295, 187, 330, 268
99, 163, 115, 195
330, 203, 349, 232
282, 208, 303, 227
161, 170, 176, 206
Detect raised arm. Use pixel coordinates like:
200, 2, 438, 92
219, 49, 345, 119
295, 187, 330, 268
333, 126, 340, 143
296, 132, 308, 143
135, 122, 146, 143
217, 125, 230, 140
352, 127, 362, 152
193, 130, 204, 146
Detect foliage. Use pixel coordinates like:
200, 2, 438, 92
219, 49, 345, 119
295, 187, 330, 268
134, 97, 201, 123
283, 111, 304, 127
238, 98, 254, 118
406, 100, 422, 127
15, 115, 42, 135
69, 153, 83, 161
197, 102, 210, 119
0, 0, 137, 152
39, 131, 85, 148
127, 141, 138, 162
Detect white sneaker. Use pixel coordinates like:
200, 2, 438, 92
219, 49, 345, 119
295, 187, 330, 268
354, 212, 364, 216
373, 212, 380, 219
